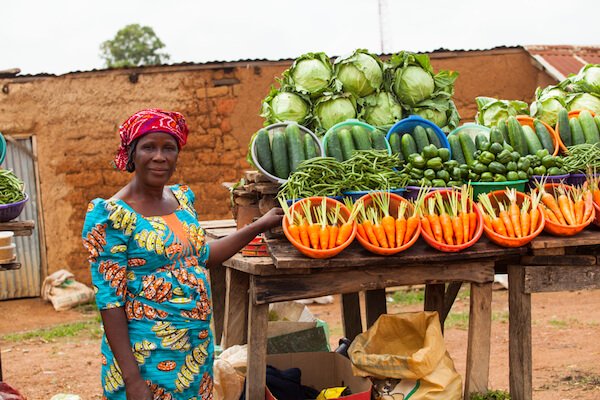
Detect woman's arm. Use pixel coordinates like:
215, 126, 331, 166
101, 308, 153, 400
206, 207, 283, 268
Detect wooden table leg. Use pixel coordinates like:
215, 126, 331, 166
222, 268, 249, 348
464, 282, 492, 399
425, 284, 446, 331
508, 264, 532, 400
246, 277, 269, 400
365, 289, 387, 328
209, 264, 226, 344
341, 293, 362, 341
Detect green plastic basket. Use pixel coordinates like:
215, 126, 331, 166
448, 123, 491, 141
322, 119, 391, 158
471, 180, 528, 199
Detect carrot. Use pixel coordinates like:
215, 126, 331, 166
336, 199, 363, 246
427, 197, 444, 243
594, 189, 600, 207
403, 187, 426, 245
373, 192, 396, 247
520, 197, 531, 238
478, 194, 507, 237
572, 188, 584, 225
505, 189, 522, 238
543, 205, 559, 223
301, 201, 320, 249
529, 189, 543, 235
327, 204, 340, 249
460, 186, 470, 243
298, 217, 311, 247
358, 200, 379, 247
357, 224, 366, 239
498, 202, 515, 238
448, 190, 463, 245
583, 189, 594, 224
317, 198, 329, 250
395, 202, 407, 248
369, 208, 388, 248
420, 213, 434, 237
557, 187, 576, 225
465, 185, 476, 241
482, 213, 492, 230
435, 192, 454, 245
278, 196, 301, 243
541, 189, 566, 225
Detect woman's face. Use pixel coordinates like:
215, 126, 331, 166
132, 132, 179, 186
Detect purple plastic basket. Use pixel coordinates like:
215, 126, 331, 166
0, 193, 28, 222
527, 174, 569, 191
342, 188, 406, 202
404, 186, 447, 201
566, 173, 600, 187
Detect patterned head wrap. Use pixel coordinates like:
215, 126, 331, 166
114, 108, 189, 171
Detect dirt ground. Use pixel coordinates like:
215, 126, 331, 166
1, 287, 600, 400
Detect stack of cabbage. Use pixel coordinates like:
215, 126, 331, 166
261, 50, 460, 135
531, 64, 600, 126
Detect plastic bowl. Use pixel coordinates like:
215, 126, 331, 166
282, 197, 356, 259
322, 119, 391, 158
385, 115, 451, 158
542, 183, 595, 236
527, 174, 569, 191
420, 189, 483, 252
0, 193, 28, 223
404, 186, 447, 201
250, 122, 324, 185
355, 191, 420, 256
447, 123, 491, 141
286, 195, 344, 207
471, 180, 528, 199
481, 190, 545, 247
342, 188, 405, 203
566, 173, 600, 187
516, 116, 559, 156
554, 110, 596, 154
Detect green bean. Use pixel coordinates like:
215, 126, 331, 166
563, 143, 600, 173
0, 169, 25, 204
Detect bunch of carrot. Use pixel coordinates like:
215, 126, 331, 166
536, 183, 593, 226
279, 197, 360, 250
351, 191, 420, 249
585, 170, 600, 208
419, 186, 478, 246
478, 188, 543, 238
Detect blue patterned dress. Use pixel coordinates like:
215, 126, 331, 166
82, 185, 214, 399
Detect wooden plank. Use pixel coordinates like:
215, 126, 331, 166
245, 282, 269, 400
199, 219, 236, 229
464, 282, 492, 398
251, 262, 495, 305
341, 293, 362, 341
523, 265, 600, 293
222, 268, 249, 348
442, 282, 462, 323
223, 253, 310, 276
209, 264, 226, 345
365, 289, 387, 328
508, 264, 532, 400
520, 255, 596, 266
424, 284, 445, 331
0, 262, 20, 271
266, 236, 525, 269
529, 230, 600, 249
531, 247, 565, 256
0, 220, 34, 233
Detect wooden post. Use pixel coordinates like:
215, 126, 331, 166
464, 282, 492, 399
365, 289, 387, 328
508, 264, 532, 400
222, 268, 249, 348
245, 278, 269, 400
341, 293, 363, 341
424, 284, 446, 331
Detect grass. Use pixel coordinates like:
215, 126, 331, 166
1, 320, 103, 342
445, 310, 509, 330
387, 286, 471, 306
548, 317, 580, 329
470, 390, 511, 400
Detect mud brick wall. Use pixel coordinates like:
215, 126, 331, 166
0, 48, 553, 283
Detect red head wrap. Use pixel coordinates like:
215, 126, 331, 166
114, 108, 189, 171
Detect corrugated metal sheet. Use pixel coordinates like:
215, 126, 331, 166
525, 45, 600, 81
0, 138, 42, 299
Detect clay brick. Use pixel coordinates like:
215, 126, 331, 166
223, 135, 240, 151
216, 98, 236, 115
220, 119, 232, 134
204, 86, 229, 98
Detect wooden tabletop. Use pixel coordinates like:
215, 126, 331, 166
0, 220, 35, 237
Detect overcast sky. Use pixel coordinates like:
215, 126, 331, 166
2, 0, 599, 75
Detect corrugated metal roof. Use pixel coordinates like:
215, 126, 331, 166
525, 45, 600, 81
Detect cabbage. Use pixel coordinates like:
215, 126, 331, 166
412, 96, 460, 132
260, 87, 310, 125
393, 65, 434, 106
358, 91, 403, 127
566, 92, 600, 114
475, 97, 529, 127
334, 49, 383, 97
314, 93, 357, 131
530, 86, 566, 126
282, 52, 333, 97
569, 64, 600, 94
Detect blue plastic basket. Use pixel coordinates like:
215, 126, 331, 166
385, 115, 451, 157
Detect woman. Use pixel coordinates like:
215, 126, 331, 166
82, 109, 282, 399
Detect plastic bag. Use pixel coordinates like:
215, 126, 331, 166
41, 269, 94, 311
348, 312, 462, 400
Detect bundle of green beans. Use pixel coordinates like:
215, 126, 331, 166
279, 157, 346, 199
0, 169, 25, 204
562, 143, 600, 173
342, 150, 407, 191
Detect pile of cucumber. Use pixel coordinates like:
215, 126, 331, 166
324, 125, 388, 162
557, 109, 600, 147
253, 123, 321, 180
388, 125, 443, 164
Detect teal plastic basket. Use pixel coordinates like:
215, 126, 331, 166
448, 123, 491, 141
0, 132, 6, 165
471, 180, 528, 198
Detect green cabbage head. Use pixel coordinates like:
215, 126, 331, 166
334, 50, 383, 97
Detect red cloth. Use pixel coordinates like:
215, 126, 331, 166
0, 382, 26, 400
114, 108, 189, 171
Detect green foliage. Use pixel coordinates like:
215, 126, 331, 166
100, 24, 170, 68
1, 320, 102, 342
388, 288, 425, 305
470, 390, 511, 400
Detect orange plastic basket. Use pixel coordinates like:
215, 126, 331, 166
541, 183, 595, 236
554, 110, 597, 154
516, 115, 559, 156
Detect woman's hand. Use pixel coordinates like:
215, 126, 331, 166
255, 207, 284, 231
125, 377, 153, 400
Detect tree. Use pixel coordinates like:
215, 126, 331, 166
100, 24, 170, 68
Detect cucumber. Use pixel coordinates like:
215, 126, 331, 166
507, 117, 527, 156
285, 123, 306, 171
557, 108, 571, 147
425, 127, 442, 148
351, 125, 372, 150
458, 131, 476, 166
412, 125, 430, 153
371, 130, 388, 150
448, 135, 466, 164
475, 134, 489, 150
522, 125, 543, 155
489, 127, 504, 144
254, 129, 274, 175
569, 117, 585, 145
533, 120, 555, 153
400, 133, 418, 160
389, 132, 401, 154
326, 131, 344, 162
338, 128, 356, 160
578, 110, 600, 144
497, 119, 510, 144
271, 130, 290, 179
595, 115, 600, 133
303, 132, 318, 160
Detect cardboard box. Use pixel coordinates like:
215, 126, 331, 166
265, 352, 371, 400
